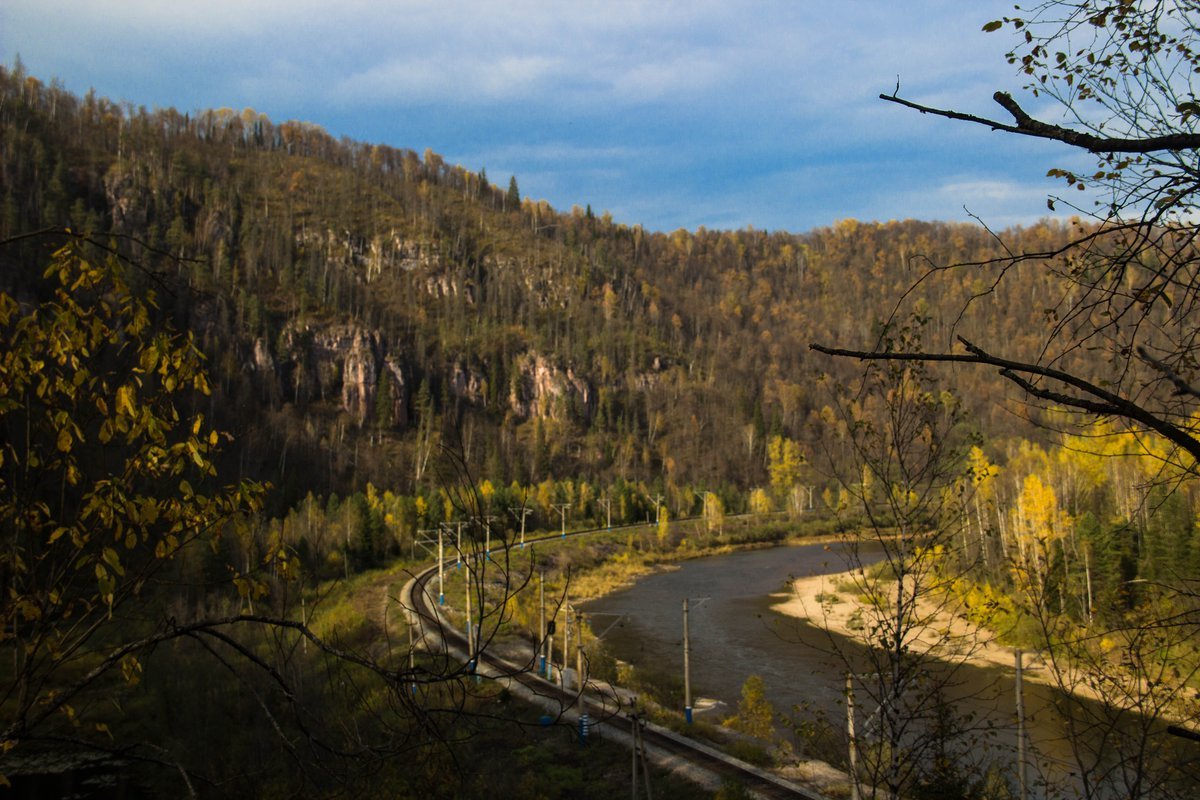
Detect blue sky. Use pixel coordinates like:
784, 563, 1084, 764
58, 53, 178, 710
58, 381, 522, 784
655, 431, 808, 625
1, 1, 1093, 233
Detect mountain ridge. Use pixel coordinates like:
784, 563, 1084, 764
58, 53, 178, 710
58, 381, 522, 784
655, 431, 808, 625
0, 64, 1081, 510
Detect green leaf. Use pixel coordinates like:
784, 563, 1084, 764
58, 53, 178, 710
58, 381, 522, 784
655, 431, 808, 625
982, 20, 1003, 32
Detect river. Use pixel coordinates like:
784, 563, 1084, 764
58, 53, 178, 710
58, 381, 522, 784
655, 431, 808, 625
579, 541, 1196, 798
580, 541, 879, 721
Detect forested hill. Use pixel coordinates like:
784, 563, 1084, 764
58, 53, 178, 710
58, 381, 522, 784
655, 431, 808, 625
0, 64, 1078, 510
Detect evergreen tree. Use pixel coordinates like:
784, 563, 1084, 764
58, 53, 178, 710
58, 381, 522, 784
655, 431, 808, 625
506, 175, 520, 210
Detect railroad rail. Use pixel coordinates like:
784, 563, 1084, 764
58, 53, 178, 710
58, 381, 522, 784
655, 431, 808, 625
400, 523, 833, 800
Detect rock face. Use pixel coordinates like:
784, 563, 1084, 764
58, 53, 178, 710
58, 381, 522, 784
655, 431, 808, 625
448, 361, 487, 406
251, 337, 275, 373
509, 352, 594, 421
247, 321, 596, 429
338, 329, 377, 423
103, 170, 148, 232
269, 322, 408, 427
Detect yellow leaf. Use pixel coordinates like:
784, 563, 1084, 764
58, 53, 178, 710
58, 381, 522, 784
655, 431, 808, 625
121, 654, 142, 685
56, 427, 72, 452
102, 547, 124, 576
17, 600, 41, 621
116, 385, 135, 417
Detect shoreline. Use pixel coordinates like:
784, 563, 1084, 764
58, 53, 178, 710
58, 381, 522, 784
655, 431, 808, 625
772, 568, 1060, 684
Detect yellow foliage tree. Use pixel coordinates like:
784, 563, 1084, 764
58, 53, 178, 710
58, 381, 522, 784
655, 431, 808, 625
1009, 473, 1072, 607
766, 435, 804, 511
0, 243, 265, 759
704, 492, 725, 534
749, 487, 773, 515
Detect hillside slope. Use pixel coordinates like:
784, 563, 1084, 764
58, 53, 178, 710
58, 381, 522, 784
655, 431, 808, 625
0, 65, 1079, 511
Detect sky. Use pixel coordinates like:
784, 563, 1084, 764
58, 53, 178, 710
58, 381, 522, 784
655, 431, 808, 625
1, 1, 1096, 234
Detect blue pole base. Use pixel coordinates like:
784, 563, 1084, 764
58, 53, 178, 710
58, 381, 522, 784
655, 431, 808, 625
685, 707, 693, 724
539, 655, 546, 677
438, 593, 444, 605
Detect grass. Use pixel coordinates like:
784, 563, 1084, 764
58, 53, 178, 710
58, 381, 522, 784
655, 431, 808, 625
815, 591, 842, 605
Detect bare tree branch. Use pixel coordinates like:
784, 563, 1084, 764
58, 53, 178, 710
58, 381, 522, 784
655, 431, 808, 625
1137, 346, 1200, 400
880, 91, 1200, 153
809, 338, 1200, 463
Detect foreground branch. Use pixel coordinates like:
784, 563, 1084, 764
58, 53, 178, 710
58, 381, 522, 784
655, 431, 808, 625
2, 613, 440, 747
809, 338, 1200, 464
880, 92, 1200, 154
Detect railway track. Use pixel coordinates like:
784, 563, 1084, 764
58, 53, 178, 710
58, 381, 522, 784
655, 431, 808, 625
401, 526, 832, 800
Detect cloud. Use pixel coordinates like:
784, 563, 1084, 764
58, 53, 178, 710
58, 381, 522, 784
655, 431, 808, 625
3, 0, 1065, 232
334, 54, 563, 105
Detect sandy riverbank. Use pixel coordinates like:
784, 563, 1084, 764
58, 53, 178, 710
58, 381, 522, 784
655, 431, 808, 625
772, 568, 1033, 675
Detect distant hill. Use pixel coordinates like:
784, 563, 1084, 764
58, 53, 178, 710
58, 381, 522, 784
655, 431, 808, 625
0, 64, 1081, 510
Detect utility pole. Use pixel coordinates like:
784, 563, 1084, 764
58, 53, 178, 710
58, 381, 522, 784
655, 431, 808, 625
847, 672, 860, 800
630, 706, 653, 800
576, 609, 584, 695
455, 521, 463, 568
598, 495, 612, 529
546, 623, 555, 684
465, 562, 473, 671
562, 587, 571, 688
631, 707, 639, 800
408, 610, 416, 695
683, 597, 692, 724
538, 570, 546, 677
1016, 649, 1027, 800
481, 514, 496, 559
511, 505, 532, 548
553, 503, 571, 537
436, 526, 444, 605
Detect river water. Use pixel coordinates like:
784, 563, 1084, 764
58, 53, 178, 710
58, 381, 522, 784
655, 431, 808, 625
580, 542, 879, 721
578, 541, 1196, 798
